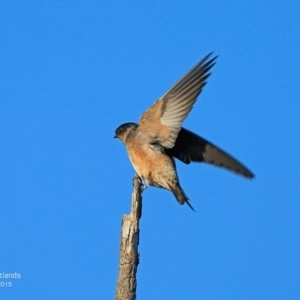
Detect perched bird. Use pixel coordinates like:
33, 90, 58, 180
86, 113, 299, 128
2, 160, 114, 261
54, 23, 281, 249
114, 53, 254, 210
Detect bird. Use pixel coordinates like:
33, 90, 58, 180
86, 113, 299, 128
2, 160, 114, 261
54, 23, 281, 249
114, 53, 254, 211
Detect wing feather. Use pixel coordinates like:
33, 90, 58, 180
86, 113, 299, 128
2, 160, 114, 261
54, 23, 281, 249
139, 53, 217, 148
166, 128, 254, 178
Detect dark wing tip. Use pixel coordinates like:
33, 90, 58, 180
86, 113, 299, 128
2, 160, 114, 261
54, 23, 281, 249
244, 170, 255, 179
161, 52, 218, 100
200, 52, 218, 63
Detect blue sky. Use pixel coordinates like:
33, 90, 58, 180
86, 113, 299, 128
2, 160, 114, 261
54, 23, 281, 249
1, 1, 300, 299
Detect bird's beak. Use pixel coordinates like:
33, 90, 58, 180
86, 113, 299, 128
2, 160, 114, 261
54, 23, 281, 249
113, 135, 117, 139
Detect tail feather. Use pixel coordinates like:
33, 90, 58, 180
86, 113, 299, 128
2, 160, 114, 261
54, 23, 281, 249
170, 185, 195, 211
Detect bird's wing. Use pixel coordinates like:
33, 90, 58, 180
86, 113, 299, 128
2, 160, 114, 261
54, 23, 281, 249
138, 53, 217, 148
166, 128, 254, 178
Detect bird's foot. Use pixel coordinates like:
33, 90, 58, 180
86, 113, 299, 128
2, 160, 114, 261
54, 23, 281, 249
141, 184, 148, 192
132, 174, 149, 192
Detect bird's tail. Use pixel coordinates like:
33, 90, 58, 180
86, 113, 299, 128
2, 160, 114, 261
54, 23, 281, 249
170, 185, 195, 211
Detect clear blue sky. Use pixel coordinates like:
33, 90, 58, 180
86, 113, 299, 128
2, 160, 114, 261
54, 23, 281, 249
1, 1, 300, 299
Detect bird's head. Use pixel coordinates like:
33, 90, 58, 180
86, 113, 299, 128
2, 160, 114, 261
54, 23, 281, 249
114, 122, 138, 144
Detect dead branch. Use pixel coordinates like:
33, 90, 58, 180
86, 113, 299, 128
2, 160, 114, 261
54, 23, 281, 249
115, 175, 142, 300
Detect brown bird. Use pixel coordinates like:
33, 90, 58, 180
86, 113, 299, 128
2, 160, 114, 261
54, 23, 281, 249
114, 53, 254, 210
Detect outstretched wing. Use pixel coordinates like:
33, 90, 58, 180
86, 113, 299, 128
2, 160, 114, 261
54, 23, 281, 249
166, 128, 254, 178
138, 53, 217, 148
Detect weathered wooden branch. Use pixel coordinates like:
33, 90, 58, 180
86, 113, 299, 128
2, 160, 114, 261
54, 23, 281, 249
115, 175, 143, 300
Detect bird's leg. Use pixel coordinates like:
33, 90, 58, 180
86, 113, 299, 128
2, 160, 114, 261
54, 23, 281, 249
132, 174, 148, 192
141, 182, 149, 192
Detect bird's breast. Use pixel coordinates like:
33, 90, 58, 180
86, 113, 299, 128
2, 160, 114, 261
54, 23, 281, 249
126, 142, 154, 179
125, 139, 177, 189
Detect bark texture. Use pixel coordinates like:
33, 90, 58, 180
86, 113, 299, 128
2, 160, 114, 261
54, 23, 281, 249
115, 175, 142, 300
